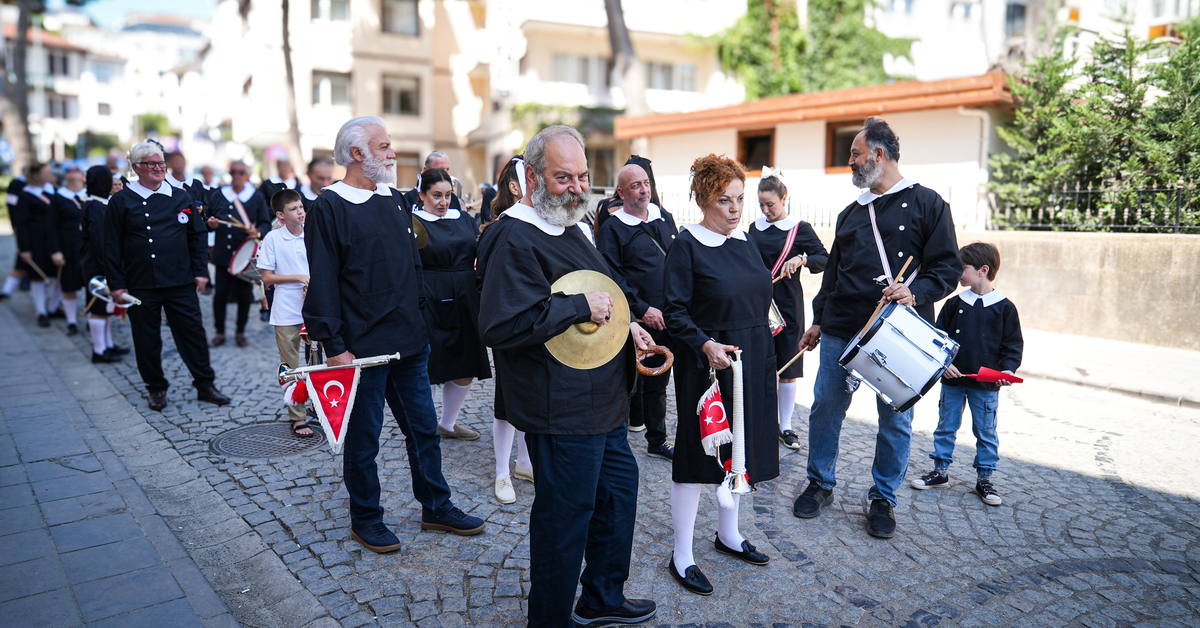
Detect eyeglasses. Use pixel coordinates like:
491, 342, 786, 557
229, 170, 247, 175
136, 161, 167, 170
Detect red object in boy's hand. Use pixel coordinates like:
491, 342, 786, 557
964, 367, 1023, 384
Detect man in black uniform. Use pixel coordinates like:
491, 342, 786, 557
257, 159, 299, 202
105, 141, 231, 411
165, 152, 213, 218
206, 160, 271, 347
794, 117, 961, 539
299, 157, 334, 210
401, 151, 463, 211
478, 125, 657, 628
1, 173, 28, 299
304, 116, 484, 555
596, 163, 677, 461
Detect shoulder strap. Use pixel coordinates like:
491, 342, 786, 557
867, 202, 916, 286
769, 223, 801, 278
231, 195, 252, 228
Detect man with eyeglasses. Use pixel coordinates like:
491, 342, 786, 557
207, 160, 271, 347
104, 141, 231, 411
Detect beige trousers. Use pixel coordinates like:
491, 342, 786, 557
275, 324, 306, 422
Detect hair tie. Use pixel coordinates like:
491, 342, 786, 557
761, 165, 787, 187
512, 157, 527, 196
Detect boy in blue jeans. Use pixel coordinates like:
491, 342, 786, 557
911, 242, 1023, 506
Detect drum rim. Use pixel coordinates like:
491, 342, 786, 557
229, 239, 259, 274
838, 301, 897, 367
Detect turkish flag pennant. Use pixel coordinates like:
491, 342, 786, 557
304, 365, 362, 454
696, 379, 732, 458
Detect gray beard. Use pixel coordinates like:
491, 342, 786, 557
363, 153, 397, 184
851, 156, 882, 190
532, 177, 591, 227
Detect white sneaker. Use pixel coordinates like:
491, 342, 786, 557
495, 476, 515, 504
512, 464, 534, 483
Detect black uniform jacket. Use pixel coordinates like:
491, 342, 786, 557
594, 204, 678, 319
258, 176, 298, 207
937, 290, 1024, 391
303, 181, 427, 359
104, 181, 208, 291
210, 185, 272, 268
813, 181, 962, 340
80, 196, 108, 280
165, 173, 214, 219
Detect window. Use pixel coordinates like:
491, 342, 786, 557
93, 63, 112, 84
396, 152, 420, 188
98, 102, 111, 116
551, 54, 609, 87
1005, 0, 1027, 38
889, 0, 913, 14
737, 129, 774, 176
382, 0, 419, 35
644, 62, 674, 90
312, 71, 351, 107
45, 95, 75, 119
587, 147, 615, 187
47, 53, 69, 77
677, 63, 697, 92
311, 0, 348, 21
383, 76, 419, 115
825, 120, 864, 172
950, 1, 973, 19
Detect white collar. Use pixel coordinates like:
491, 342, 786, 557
165, 172, 193, 189
269, 174, 297, 187
87, 195, 109, 205
414, 208, 461, 221
680, 223, 746, 247
856, 177, 918, 206
958, 289, 1006, 307
278, 227, 304, 241
325, 180, 393, 204
128, 180, 173, 199
300, 182, 319, 201
221, 184, 255, 203
754, 214, 798, 231
501, 202, 565, 236
57, 186, 85, 200
577, 222, 595, 245
612, 203, 663, 226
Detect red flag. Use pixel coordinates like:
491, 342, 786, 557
965, 367, 1023, 384
697, 379, 732, 458
305, 365, 362, 454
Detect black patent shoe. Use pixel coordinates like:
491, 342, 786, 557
92, 351, 121, 364
37, 315, 50, 327
667, 557, 713, 596
713, 534, 770, 565
110, 344, 131, 355
572, 598, 657, 626
66, 323, 78, 336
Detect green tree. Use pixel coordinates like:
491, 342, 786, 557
1143, 17, 1200, 185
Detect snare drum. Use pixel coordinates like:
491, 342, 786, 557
838, 302, 959, 412
229, 239, 261, 283
768, 300, 786, 337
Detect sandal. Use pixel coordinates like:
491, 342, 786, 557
291, 420, 315, 437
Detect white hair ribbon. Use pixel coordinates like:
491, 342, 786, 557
761, 165, 787, 186
512, 157, 527, 196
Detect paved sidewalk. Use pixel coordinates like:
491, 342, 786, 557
0, 305, 235, 627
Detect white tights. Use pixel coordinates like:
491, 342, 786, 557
671, 482, 745, 571
778, 381, 798, 432
436, 381, 472, 430
492, 418, 531, 478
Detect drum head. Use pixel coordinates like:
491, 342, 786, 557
229, 240, 258, 274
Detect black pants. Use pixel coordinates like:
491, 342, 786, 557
127, 283, 216, 393
525, 425, 638, 628
630, 374, 668, 448
212, 266, 252, 335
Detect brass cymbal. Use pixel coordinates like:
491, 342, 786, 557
545, 270, 630, 370
412, 215, 429, 249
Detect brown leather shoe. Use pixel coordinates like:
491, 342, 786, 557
197, 387, 231, 405
235, 334, 248, 347
148, 390, 167, 411
209, 334, 225, 347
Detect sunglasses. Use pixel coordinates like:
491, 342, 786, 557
230, 170, 247, 175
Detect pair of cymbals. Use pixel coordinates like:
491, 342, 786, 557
412, 216, 429, 249
545, 270, 630, 370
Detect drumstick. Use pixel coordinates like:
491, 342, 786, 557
773, 274, 787, 284
863, 256, 916, 330
214, 218, 246, 229
84, 294, 98, 313
778, 347, 807, 376
25, 258, 49, 281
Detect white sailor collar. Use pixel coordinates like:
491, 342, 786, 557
502, 202, 566, 236
269, 174, 298, 188
165, 172, 193, 189
612, 203, 664, 226
40, 182, 56, 194
325, 180, 393, 204
300, 183, 319, 201
958, 289, 1007, 307
414, 208, 462, 221
57, 187, 85, 200
128, 180, 173, 199
221, 184, 255, 203
856, 177, 918, 206
680, 223, 746, 247
754, 214, 799, 231
87, 195, 109, 205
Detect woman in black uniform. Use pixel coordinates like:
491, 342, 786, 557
13, 163, 63, 326
414, 169, 492, 445
663, 154, 777, 596
747, 170, 828, 450
53, 164, 88, 335
79, 166, 125, 363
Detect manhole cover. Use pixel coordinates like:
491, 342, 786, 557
209, 423, 327, 459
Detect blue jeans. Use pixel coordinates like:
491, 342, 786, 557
342, 345, 453, 528
931, 385, 999, 477
806, 333, 915, 506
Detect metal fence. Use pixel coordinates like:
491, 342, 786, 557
992, 184, 1200, 233
587, 188, 844, 232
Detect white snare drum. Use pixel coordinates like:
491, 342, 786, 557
838, 302, 959, 412
229, 239, 261, 283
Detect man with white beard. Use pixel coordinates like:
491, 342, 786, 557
477, 125, 657, 628
793, 116, 962, 539
304, 116, 485, 554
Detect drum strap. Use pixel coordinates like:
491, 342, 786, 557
868, 202, 916, 287
770, 223, 800, 278
231, 196, 252, 231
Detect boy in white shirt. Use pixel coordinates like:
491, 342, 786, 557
257, 189, 313, 436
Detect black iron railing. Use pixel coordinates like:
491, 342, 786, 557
992, 184, 1199, 233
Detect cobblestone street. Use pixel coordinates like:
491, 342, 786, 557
4, 270, 1200, 627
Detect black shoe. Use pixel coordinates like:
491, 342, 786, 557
110, 344, 131, 355
976, 477, 1002, 506
37, 314, 50, 327
713, 534, 770, 565
667, 557, 713, 596
92, 351, 121, 364
48, 308, 66, 319
779, 429, 801, 450
911, 468, 949, 490
421, 506, 485, 536
647, 443, 674, 461
103, 348, 123, 360
148, 390, 167, 411
792, 480, 834, 518
350, 521, 402, 553
572, 599, 657, 626
866, 498, 897, 539
66, 323, 78, 336
197, 387, 231, 405
0, 293, 8, 300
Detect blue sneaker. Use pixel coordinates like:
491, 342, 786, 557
421, 506, 485, 536
350, 521, 401, 553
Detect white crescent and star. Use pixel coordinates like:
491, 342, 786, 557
324, 380, 345, 408
703, 400, 727, 425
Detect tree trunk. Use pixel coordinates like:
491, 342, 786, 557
281, 0, 304, 165
768, 0, 781, 71
1, 1, 36, 174
604, 0, 647, 117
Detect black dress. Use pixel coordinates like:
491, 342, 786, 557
747, 216, 828, 378
52, 189, 87, 293
664, 225, 778, 485
13, 186, 60, 277
79, 197, 109, 316
414, 208, 492, 384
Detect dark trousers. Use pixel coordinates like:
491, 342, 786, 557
343, 345, 453, 527
629, 372, 668, 448
126, 284, 216, 393
212, 266, 252, 334
525, 425, 639, 628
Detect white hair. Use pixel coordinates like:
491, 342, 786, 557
524, 125, 585, 178
424, 151, 448, 168
129, 141, 163, 165
334, 116, 386, 167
